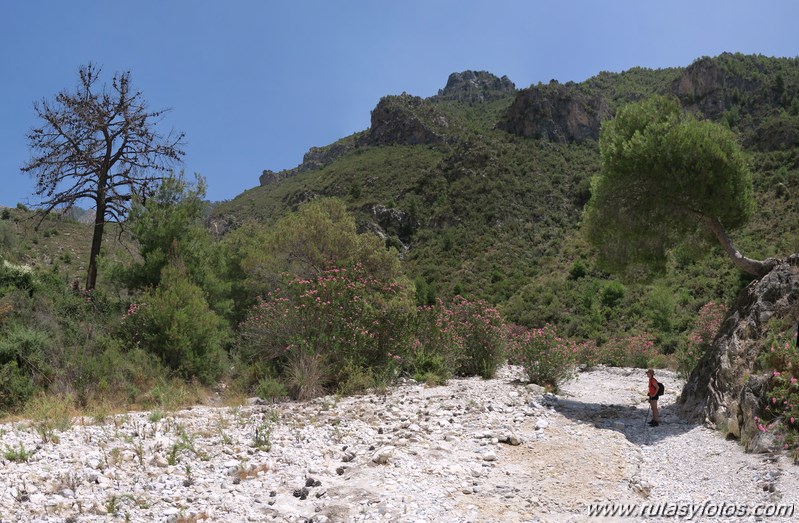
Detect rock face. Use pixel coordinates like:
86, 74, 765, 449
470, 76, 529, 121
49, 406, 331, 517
258, 138, 362, 186
367, 93, 448, 146
679, 256, 799, 449
258, 169, 284, 186
671, 55, 759, 120
296, 141, 358, 173
433, 70, 516, 103
369, 204, 417, 245
497, 81, 611, 143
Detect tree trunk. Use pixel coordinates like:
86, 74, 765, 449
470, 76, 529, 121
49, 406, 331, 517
702, 215, 778, 277
86, 202, 106, 291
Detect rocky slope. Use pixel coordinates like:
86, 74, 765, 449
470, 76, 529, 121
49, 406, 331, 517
496, 81, 610, 143
2, 365, 797, 522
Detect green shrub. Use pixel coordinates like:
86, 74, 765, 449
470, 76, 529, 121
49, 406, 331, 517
0, 260, 35, 292
4, 442, 33, 462
58, 336, 168, 409
0, 361, 36, 413
0, 222, 16, 255
122, 261, 227, 384
337, 361, 376, 396
0, 324, 53, 387
600, 281, 626, 308
568, 259, 587, 280
256, 378, 288, 401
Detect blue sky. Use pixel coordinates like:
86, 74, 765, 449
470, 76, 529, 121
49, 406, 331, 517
1, 0, 798, 207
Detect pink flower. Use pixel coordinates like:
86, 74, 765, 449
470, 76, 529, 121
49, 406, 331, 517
758, 423, 766, 432
773, 371, 781, 377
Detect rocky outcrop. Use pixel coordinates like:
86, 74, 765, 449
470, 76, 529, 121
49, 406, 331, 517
679, 256, 799, 450
258, 169, 284, 186
367, 93, 449, 146
497, 81, 611, 143
296, 140, 359, 173
258, 136, 365, 187
671, 55, 760, 120
368, 204, 418, 249
432, 71, 516, 103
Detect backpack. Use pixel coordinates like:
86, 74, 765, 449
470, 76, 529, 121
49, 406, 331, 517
655, 380, 665, 399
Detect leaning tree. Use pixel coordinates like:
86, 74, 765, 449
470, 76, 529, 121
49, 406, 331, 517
583, 95, 779, 279
21, 63, 185, 290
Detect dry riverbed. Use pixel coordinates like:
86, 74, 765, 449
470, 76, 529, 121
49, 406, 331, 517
1, 365, 797, 522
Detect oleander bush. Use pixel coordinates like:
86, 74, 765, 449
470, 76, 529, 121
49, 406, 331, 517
237, 263, 414, 397
595, 333, 658, 369
407, 302, 461, 384
757, 336, 799, 462
504, 323, 577, 390
446, 296, 504, 379
675, 301, 728, 377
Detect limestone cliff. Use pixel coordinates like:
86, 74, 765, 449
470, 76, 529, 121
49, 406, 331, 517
496, 81, 610, 143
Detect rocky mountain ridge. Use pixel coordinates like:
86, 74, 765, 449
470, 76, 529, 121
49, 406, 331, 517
258, 53, 799, 188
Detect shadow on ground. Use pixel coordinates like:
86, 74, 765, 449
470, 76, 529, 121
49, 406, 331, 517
543, 395, 701, 445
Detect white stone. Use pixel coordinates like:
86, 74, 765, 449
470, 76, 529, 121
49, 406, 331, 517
372, 446, 396, 464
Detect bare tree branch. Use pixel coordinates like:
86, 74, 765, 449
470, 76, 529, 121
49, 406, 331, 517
21, 63, 185, 290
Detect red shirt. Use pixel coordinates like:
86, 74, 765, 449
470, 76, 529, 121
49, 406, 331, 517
648, 376, 658, 398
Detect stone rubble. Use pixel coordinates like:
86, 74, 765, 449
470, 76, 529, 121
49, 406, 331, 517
0, 365, 797, 522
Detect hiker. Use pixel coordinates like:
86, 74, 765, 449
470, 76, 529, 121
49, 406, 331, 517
646, 368, 661, 427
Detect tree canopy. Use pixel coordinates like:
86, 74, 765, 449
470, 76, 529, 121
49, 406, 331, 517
583, 95, 776, 278
21, 64, 185, 290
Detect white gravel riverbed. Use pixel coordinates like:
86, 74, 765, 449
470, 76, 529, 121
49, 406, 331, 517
1, 365, 797, 522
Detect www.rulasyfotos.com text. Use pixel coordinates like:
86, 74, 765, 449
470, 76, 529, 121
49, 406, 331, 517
587, 501, 795, 519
